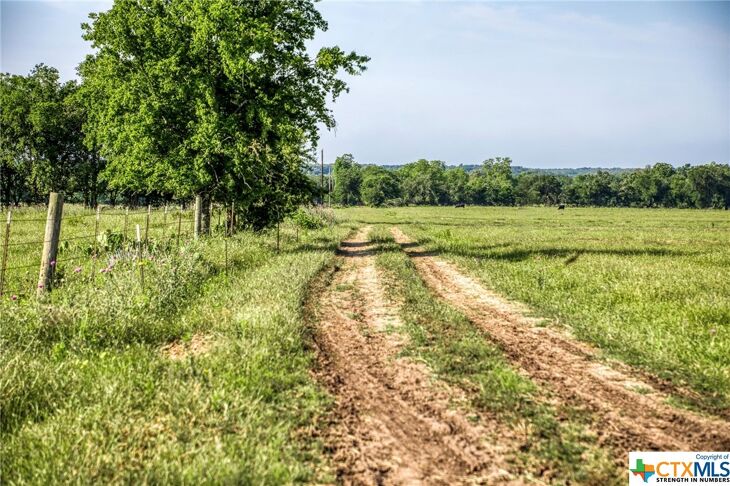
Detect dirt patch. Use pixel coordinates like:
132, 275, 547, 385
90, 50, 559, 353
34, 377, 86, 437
311, 227, 522, 485
160, 333, 214, 361
391, 226, 730, 453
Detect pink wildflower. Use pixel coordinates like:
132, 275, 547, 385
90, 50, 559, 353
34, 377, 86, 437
38, 284, 44, 289
11, 295, 18, 301
50, 260, 56, 266
74, 267, 82, 273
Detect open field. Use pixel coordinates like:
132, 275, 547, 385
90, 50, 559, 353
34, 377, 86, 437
3, 204, 729, 484
342, 206, 730, 414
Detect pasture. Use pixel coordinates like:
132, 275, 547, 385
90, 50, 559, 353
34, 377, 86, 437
2, 204, 728, 484
342, 206, 730, 414
1, 206, 353, 484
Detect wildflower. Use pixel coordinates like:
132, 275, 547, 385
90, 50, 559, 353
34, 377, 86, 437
74, 267, 82, 273
709, 328, 718, 336
50, 260, 56, 266
100, 268, 108, 274
11, 295, 18, 301
38, 284, 43, 289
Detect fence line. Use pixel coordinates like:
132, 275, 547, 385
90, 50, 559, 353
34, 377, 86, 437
0, 193, 322, 299
0, 193, 213, 298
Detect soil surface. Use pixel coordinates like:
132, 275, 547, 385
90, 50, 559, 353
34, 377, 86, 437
390, 226, 730, 453
311, 227, 522, 485
160, 333, 214, 360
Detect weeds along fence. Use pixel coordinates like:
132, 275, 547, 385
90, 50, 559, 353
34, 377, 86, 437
0, 192, 239, 301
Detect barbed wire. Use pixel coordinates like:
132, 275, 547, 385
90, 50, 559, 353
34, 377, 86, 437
1, 203, 234, 297
4, 261, 41, 271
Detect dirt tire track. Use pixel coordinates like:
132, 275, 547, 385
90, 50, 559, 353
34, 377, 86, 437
391, 226, 730, 454
311, 227, 522, 485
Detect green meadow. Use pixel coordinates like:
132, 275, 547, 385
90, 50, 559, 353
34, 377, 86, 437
341, 206, 730, 414
1, 207, 354, 484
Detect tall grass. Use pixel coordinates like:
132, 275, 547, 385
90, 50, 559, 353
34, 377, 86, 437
1, 208, 354, 484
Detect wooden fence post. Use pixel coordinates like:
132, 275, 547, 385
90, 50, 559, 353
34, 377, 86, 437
136, 224, 144, 287
144, 204, 151, 247
177, 204, 182, 248
37, 192, 63, 296
194, 195, 202, 239
0, 211, 11, 297
92, 206, 100, 275
123, 207, 129, 244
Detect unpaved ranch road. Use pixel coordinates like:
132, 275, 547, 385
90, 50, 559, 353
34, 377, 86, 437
311, 226, 729, 485
310, 227, 522, 485
390, 226, 730, 453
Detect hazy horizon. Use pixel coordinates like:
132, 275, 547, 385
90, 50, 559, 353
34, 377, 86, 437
2, 0, 729, 168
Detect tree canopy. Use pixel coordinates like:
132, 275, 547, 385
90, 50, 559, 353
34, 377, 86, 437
1, 65, 99, 207
330, 155, 730, 209
79, 0, 368, 227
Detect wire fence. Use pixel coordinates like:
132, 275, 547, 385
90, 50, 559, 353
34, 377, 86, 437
0, 197, 233, 300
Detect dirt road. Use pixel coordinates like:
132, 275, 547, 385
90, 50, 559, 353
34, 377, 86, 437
390, 226, 730, 453
310, 227, 520, 485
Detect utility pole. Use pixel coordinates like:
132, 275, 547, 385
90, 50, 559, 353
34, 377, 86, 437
320, 149, 324, 205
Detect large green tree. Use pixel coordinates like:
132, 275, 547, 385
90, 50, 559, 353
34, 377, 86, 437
444, 166, 469, 204
468, 157, 514, 205
1, 65, 95, 206
360, 166, 399, 206
332, 153, 362, 205
514, 172, 563, 205
398, 159, 447, 205
80, 0, 367, 227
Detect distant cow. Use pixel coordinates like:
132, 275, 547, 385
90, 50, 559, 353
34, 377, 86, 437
558, 204, 565, 210
454, 203, 465, 208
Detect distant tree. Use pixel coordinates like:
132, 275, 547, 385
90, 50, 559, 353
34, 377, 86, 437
616, 163, 674, 207
514, 172, 563, 205
687, 163, 730, 209
566, 171, 618, 206
668, 165, 698, 208
398, 159, 447, 205
332, 154, 362, 205
80, 0, 368, 228
444, 166, 469, 204
468, 157, 515, 205
360, 166, 399, 206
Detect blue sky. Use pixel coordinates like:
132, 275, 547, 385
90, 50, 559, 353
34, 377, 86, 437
2, 1, 729, 168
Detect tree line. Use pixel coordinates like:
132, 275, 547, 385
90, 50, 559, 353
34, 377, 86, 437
331, 155, 730, 209
1, 0, 368, 229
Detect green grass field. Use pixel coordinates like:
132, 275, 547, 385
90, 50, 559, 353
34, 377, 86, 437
1, 206, 354, 484
341, 206, 730, 414
3, 204, 727, 484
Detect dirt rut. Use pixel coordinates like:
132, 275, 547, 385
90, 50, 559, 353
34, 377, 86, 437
391, 226, 730, 453
312, 227, 520, 485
